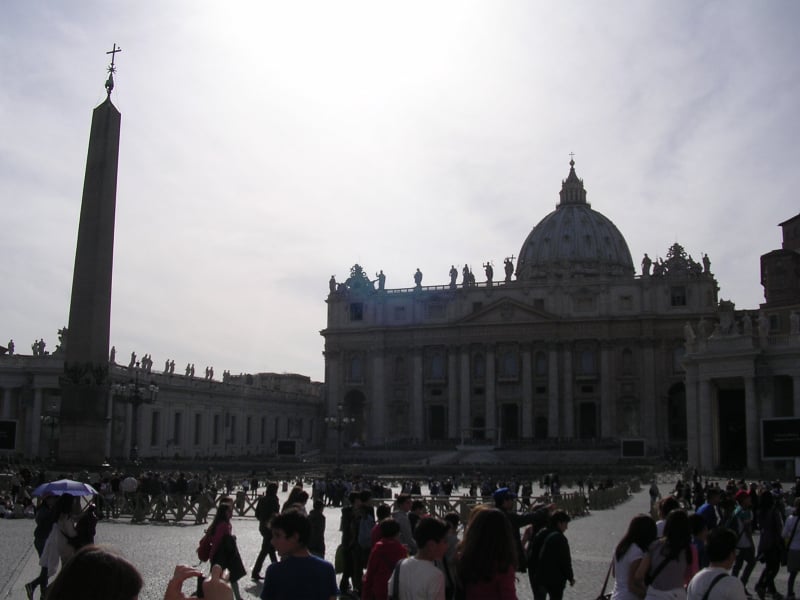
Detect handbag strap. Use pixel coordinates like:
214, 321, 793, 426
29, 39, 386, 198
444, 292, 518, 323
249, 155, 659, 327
598, 558, 613, 596
391, 558, 404, 600
700, 572, 728, 600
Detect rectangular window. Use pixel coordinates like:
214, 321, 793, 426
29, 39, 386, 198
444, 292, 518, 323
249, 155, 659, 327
394, 306, 406, 321
213, 414, 220, 445
349, 302, 364, 321
533, 298, 545, 310
150, 411, 160, 446
670, 286, 687, 307
260, 417, 266, 444
229, 415, 236, 444
173, 412, 182, 445
535, 385, 547, 394
194, 414, 202, 446
246, 416, 252, 445
427, 303, 445, 318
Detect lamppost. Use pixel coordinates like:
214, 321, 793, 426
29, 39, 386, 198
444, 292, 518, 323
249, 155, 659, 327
110, 361, 159, 462
40, 397, 60, 461
324, 403, 354, 472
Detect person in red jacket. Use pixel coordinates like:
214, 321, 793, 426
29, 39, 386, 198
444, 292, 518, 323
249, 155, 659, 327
362, 519, 408, 600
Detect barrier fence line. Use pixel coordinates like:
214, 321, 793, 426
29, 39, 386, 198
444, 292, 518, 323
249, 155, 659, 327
95, 480, 638, 524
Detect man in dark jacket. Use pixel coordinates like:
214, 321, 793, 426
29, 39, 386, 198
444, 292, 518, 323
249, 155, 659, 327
528, 510, 575, 600
493, 487, 551, 572
251, 481, 280, 581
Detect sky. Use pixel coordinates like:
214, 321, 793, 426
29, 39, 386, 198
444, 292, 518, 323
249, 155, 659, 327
1, 1, 798, 382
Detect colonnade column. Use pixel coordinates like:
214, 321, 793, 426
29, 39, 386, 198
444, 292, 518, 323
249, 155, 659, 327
30, 388, 42, 457
459, 348, 471, 442
547, 345, 560, 439
447, 350, 458, 439
600, 343, 612, 438
641, 341, 656, 443
104, 389, 113, 459
370, 351, 385, 445
1, 387, 11, 419
521, 347, 533, 439
324, 351, 340, 451
412, 350, 424, 443
485, 345, 496, 442
697, 379, 713, 470
684, 365, 699, 468
744, 376, 759, 472
562, 345, 573, 439
793, 376, 800, 417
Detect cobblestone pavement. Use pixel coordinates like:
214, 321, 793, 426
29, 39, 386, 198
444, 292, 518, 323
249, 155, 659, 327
0, 482, 790, 600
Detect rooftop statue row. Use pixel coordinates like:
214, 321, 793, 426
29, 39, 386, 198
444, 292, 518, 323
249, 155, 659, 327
328, 257, 517, 296
641, 243, 712, 278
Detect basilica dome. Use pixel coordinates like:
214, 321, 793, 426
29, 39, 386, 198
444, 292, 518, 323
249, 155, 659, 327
516, 160, 635, 280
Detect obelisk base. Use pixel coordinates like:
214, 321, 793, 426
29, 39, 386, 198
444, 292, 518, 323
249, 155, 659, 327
58, 378, 108, 466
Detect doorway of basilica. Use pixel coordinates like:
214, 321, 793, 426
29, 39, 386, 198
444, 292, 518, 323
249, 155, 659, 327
343, 389, 367, 445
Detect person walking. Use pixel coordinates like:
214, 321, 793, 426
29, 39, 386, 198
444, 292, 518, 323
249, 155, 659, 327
633, 509, 697, 600
252, 482, 280, 581
686, 528, 747, 600
361, 519, 407, 600
754, 491, 784, 600
24, 493, 58, 600
731, 489, 757, 596
782, 498, 800, 600
456, 507, 518, 600
610, 514, 658, 600
528, 510, 575, 600
206, 504, 246, 600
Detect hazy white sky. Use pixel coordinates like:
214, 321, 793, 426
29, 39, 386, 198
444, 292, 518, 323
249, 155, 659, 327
2, 1, 798, 381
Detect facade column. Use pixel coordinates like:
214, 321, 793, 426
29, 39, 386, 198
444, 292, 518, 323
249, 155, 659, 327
412, 350, 424, 442
459, 348, 471, 441
641, 341, 657, 444
793, 376, 800, 417
684, 365, 699, 468
744, 376, 759, 472
324, 351, 340, 451
104, 389, 113, 459
447, 349, 458, 439
600, 343, 613, 438
485, 345, 496, 442
1, 387, 11, 419
521, 346, 533, 439
698, 379, 713, 470
30, 388, 43, 458
370, 351, 385, 445
562, 345, 573, 438
123, 402, 133, 460
547, 345, 560, 438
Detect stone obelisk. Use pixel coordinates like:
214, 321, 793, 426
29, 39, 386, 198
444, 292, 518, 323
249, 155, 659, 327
59, 45, 122, 465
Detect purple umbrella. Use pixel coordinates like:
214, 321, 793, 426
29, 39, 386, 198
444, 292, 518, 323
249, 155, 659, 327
32, 479, 98, 497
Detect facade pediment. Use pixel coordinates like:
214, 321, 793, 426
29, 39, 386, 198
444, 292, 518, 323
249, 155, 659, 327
457, 298, 555, 325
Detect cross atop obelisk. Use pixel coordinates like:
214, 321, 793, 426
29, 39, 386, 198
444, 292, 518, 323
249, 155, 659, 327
105, 43, 122, 97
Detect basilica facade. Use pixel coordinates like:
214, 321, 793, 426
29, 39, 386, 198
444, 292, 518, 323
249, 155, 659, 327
322, 161, 720, 459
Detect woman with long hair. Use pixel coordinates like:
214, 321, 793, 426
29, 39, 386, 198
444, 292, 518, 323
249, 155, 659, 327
611, 514, 657, 600
36, 493, 79, 597
632, 509, 697, 600
783, 497, 800, 600
206, 504, 246, 600
456, 507, 518, 600
754, 491, 784, 599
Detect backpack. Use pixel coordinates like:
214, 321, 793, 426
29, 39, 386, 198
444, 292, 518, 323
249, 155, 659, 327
197, 531, 213, 562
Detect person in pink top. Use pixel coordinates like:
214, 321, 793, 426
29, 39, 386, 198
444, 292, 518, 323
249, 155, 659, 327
456, 508, 518, 600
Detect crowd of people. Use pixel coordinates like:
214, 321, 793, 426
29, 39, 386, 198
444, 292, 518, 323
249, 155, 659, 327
5, 468, 800, 600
